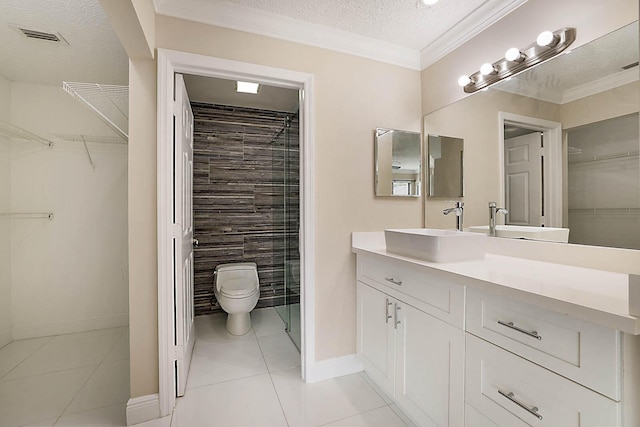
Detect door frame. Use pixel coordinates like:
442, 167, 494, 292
157, 49, 315, 416
498, 112, 563, 227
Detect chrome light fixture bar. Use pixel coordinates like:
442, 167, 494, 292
459, 27, 576, 93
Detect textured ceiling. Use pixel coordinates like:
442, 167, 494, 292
0, 0, 128, 86
220, 0, 487, 50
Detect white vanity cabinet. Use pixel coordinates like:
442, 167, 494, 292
353, 235, 640, 427
356, 254, 465, 427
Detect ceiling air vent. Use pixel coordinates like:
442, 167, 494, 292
622, 61, 639, 70
11, 25, 68, 44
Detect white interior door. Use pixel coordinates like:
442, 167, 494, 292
174, 73, 195, 397
504, 133, 543, 226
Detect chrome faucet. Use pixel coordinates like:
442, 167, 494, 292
488, 202, 509, 237
443, 201, 464, 231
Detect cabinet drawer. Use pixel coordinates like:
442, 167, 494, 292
466, 288, 621, 400
357, 254, 464, 328
466, 334, 621, 427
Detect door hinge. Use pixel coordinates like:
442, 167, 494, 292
174, 344, 184, 359
171, 223, 181, 238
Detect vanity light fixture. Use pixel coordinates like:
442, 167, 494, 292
236, 81, 259, 94
458, 27, 576, 93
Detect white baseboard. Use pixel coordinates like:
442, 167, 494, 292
127, 393, 161, 425
0, 326, 12, 349
12, 314, 129, 340
306, 353, 364, 383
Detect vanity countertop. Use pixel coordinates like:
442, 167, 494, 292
352, 231, 640, 335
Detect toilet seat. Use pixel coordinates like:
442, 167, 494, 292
218, 282, 258, 299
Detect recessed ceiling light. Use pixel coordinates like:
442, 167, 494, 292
422, 0, 439, 5
236, 81, 259, 94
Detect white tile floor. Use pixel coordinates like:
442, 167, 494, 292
0, 326, 133, 427
0, 308, 413, 427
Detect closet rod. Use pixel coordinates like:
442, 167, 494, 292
0, 212, 54, 220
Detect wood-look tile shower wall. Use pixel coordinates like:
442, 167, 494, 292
192, 102, 299, 316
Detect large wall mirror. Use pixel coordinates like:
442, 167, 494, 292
424, 20, 639, 250
375, 128, 421, 197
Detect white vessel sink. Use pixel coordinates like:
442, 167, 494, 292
384, 228, 487, 263
468, 225, 570, 243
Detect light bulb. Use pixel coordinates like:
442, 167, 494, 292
458, 75, 471, 87
480, 63, 496, 76
536, 30, 558, 47
505, 47, 524, 62
422, 0, 439, 4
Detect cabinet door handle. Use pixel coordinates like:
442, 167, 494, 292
497, 320, 542, 340
498, 389, 543, 420
385, 277, 402, 286
385, 299, 393, 323
394, 304, 401, 329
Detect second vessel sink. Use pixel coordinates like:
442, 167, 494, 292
468, 225, 570, 243
384, 228, 487, 263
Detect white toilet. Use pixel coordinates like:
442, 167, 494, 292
213, 262, 260, 335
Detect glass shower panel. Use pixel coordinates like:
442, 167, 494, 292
272, 113, 301, 350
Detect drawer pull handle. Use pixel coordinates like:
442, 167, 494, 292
497, 320, 542, 340
498, 389, 543, 420
385, 299, 393, 323
385, 277, 403, 286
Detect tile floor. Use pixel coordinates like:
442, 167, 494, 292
0, 326, 135, 427
0, 308, 414, 427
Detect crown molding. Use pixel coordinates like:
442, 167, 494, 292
419, 0, 528, 70
154, 0, 421, 70
561, 67, 639, 104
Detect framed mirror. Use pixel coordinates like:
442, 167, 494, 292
375, 128, 421, 197
427, 134, 464, 197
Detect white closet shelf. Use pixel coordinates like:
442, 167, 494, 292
63, 82, 128, 141
0, 212, 54, 220
0, 122, 54, 147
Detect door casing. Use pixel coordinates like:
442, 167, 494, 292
157, 49, 315, 416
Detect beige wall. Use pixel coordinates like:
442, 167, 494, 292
128, 58, 158, 398
9, 83, 128, 339
421, 0, 638, 115
0, 74, 11, 348
424, 89, 560, 228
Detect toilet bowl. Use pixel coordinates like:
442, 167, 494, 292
213, 262, 260, 335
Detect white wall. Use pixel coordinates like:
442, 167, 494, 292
9, 82, 129, 339
0, 74, 12, 348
